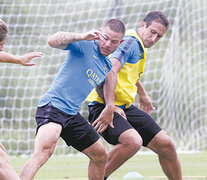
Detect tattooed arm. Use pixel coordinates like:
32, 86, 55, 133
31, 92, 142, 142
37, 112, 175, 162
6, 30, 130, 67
48, 30, 105, 50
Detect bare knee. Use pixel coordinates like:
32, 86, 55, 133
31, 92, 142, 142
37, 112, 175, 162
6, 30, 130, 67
92, 146, 107, 165
158, 134, 177, 155
148, 131, 177, 157
84, 139, 108, 166
32, 123, 61, 166
119, 129, 142, 153
32, 145, 55, 168
161, 137, 177, 156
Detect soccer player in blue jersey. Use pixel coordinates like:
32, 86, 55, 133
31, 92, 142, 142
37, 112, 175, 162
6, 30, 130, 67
87, 11, 182, 180
0, 19, 42, 180
20, 19, 125, 180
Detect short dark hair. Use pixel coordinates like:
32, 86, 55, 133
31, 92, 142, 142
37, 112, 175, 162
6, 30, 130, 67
103, 19, 126, 35
143, 11, 169, 29
0, 19, 8, 41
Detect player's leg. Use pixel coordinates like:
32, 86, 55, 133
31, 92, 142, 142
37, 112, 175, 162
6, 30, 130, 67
82, 138, 107, 180
126, 105, 182, 180
61, 112, 107, 180
0, 145, 20, 180
20, 122, 62, 180
20, 103, 62, 180
147, 130, 182, 180
104, 128, 142, 177
88, 103, 142, 178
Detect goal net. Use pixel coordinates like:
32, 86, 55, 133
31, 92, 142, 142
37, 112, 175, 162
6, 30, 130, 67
0, 0, 207, 155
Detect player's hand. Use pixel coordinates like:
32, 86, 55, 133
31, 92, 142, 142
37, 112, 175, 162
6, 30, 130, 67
92, 105, 114, 133
18, 52, 43, 66
114, 106, 127, 120
81, 30, 107, 41
0, 144, 6, 152
139, 94, 155, 115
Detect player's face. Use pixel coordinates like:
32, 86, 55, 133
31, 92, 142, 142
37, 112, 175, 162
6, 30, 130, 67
0, 38, 6, 51
140, 21, 166, 48
98, 26, 123, 57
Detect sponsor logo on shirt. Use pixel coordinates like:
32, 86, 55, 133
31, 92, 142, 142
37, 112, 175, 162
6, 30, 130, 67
86, 69, 102, 87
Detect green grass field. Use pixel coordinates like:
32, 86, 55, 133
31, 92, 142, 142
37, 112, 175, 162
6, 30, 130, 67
12, 151, 207, 180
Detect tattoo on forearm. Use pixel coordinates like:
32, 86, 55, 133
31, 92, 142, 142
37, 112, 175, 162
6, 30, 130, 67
55, 34, 77, 48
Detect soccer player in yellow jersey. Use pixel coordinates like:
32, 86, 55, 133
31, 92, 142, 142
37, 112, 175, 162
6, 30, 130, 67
0, 19, 42, 180
87, 11, 182, 180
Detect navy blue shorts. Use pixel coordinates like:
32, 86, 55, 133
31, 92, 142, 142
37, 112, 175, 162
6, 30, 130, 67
36, 103, 100, 152
88, 103, 162, 147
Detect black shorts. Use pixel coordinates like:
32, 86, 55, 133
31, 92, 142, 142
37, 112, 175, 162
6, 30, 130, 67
88, 103, 162, 147
36, 103, 100, 152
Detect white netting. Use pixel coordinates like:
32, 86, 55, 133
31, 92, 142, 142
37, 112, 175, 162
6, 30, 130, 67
0, 0, 206, 155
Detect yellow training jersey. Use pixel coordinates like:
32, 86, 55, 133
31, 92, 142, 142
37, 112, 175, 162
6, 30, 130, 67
86, 29, 147, 108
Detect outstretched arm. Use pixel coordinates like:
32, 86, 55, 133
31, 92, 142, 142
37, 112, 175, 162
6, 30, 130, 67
48, 30, 105, 50
93, 58, 124, 133
136, 81, 155, 115
0, 51, 43, 66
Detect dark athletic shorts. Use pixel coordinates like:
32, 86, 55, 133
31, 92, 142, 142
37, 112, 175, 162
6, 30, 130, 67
88, 103, 162, 147
36, 103, 100, 152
